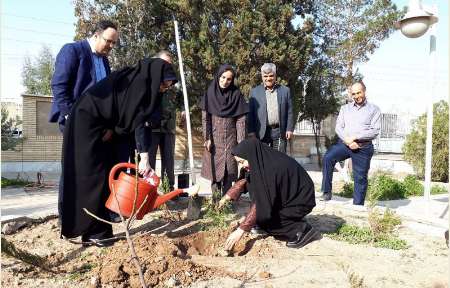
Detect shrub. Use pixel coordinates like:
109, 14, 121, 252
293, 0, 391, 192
403, 100, 449, 182
402, 175, 424, 197
402, 175, 446, 196
368, 208, 401, 236
373, 235, 408, 250
1, 108, 24, 151
329, 223, 407, 250
330, 224, 372, 244
431, 185, 447, 195
337, 182, 354, 198
1, 177, 30, 188
329, 208, 407, 250
368, 174, 406, 201
336, 173, 445, 201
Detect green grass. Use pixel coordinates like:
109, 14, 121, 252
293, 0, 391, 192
1, 177, 31, 188
68, 263, 95, 281
328, 223, 408, 250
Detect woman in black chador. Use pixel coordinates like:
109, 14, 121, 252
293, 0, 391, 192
220, 138, 321, 250
60, 58, 177, 246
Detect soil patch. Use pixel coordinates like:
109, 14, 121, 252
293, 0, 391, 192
2, 199, 448, 287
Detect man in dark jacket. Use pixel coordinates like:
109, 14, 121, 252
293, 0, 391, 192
49, 20, 118, 132
49, 20, 119, 237
247, 63, 294, 153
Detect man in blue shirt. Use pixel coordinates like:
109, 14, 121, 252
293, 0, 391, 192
321, 81, 381, 205
49, 20, 119, 133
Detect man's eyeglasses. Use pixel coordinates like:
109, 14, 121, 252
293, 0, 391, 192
352, 91, 363, 96
102, 36, 117, 46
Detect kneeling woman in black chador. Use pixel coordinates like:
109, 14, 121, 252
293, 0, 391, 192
60, 58, 177, 246
220, 138, 321, 250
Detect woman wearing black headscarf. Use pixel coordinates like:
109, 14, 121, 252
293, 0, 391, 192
200, 64, 248, 197
60, 58, 177, 246
220, 138, 320, 249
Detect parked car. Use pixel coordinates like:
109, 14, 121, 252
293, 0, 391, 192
11, 129, 22, 138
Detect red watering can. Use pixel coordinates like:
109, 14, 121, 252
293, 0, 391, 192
105, 162, 184, 220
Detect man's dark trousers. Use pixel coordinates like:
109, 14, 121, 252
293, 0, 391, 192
261, 126, 287, 153
321, 141, 374, 205
148, 132, 175, 190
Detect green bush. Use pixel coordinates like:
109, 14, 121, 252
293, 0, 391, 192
368, 174, 406, 201
431, 185, 447, 195
330, 208, 407, 250
336, 173, 446, 201
403, 100, 449, 182
337, 182, 354, 198
402, 175, 424, 197
402, 175, 446, 196
330, 224, 372, 244
1, 177, 30, 188
368, 208, 401, 236
373, 235, 408, 250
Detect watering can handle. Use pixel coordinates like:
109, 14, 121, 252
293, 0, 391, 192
109, 162, 137, 194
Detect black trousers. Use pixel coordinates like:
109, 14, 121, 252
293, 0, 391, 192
261, 126, 287, 153
262, 205, 313, 241
114, 134, 136, 163
148, 132, 175, 189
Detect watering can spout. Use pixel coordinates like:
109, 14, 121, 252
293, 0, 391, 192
150, 189, 185, 210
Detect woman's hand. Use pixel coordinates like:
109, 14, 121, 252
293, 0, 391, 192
218, 194, 231, 209
138, 152, 153, 177
204, 140, 212, 152
224, 228, 245, 251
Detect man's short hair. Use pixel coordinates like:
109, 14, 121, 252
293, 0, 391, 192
93, 20, 118, 34
154, 50, 173, 59
261, 63, 276, 75
353, 81, 366, 91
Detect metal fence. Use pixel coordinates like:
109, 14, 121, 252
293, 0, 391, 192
295, 113, 414, 154
375, 113, 413, 153
294, 120, 325, 136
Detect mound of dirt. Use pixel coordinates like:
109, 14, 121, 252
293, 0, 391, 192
95, 232, 248, 287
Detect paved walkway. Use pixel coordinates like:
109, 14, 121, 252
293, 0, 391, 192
1, 170, 448, 237
1, 187, 58, 222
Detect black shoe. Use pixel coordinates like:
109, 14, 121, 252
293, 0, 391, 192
109, 211, 122, 223
250, 225, 268, 236
322, 192, 332, 201
82, 238, 114, 248
286, 226, 321, 248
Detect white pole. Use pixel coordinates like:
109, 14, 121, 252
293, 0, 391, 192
424, 16, 437, 205
174, 20, 195, 185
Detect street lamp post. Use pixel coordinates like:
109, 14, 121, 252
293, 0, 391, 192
395, 0, 438, 206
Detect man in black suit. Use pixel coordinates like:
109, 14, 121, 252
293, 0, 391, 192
248, 63, 294, 153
